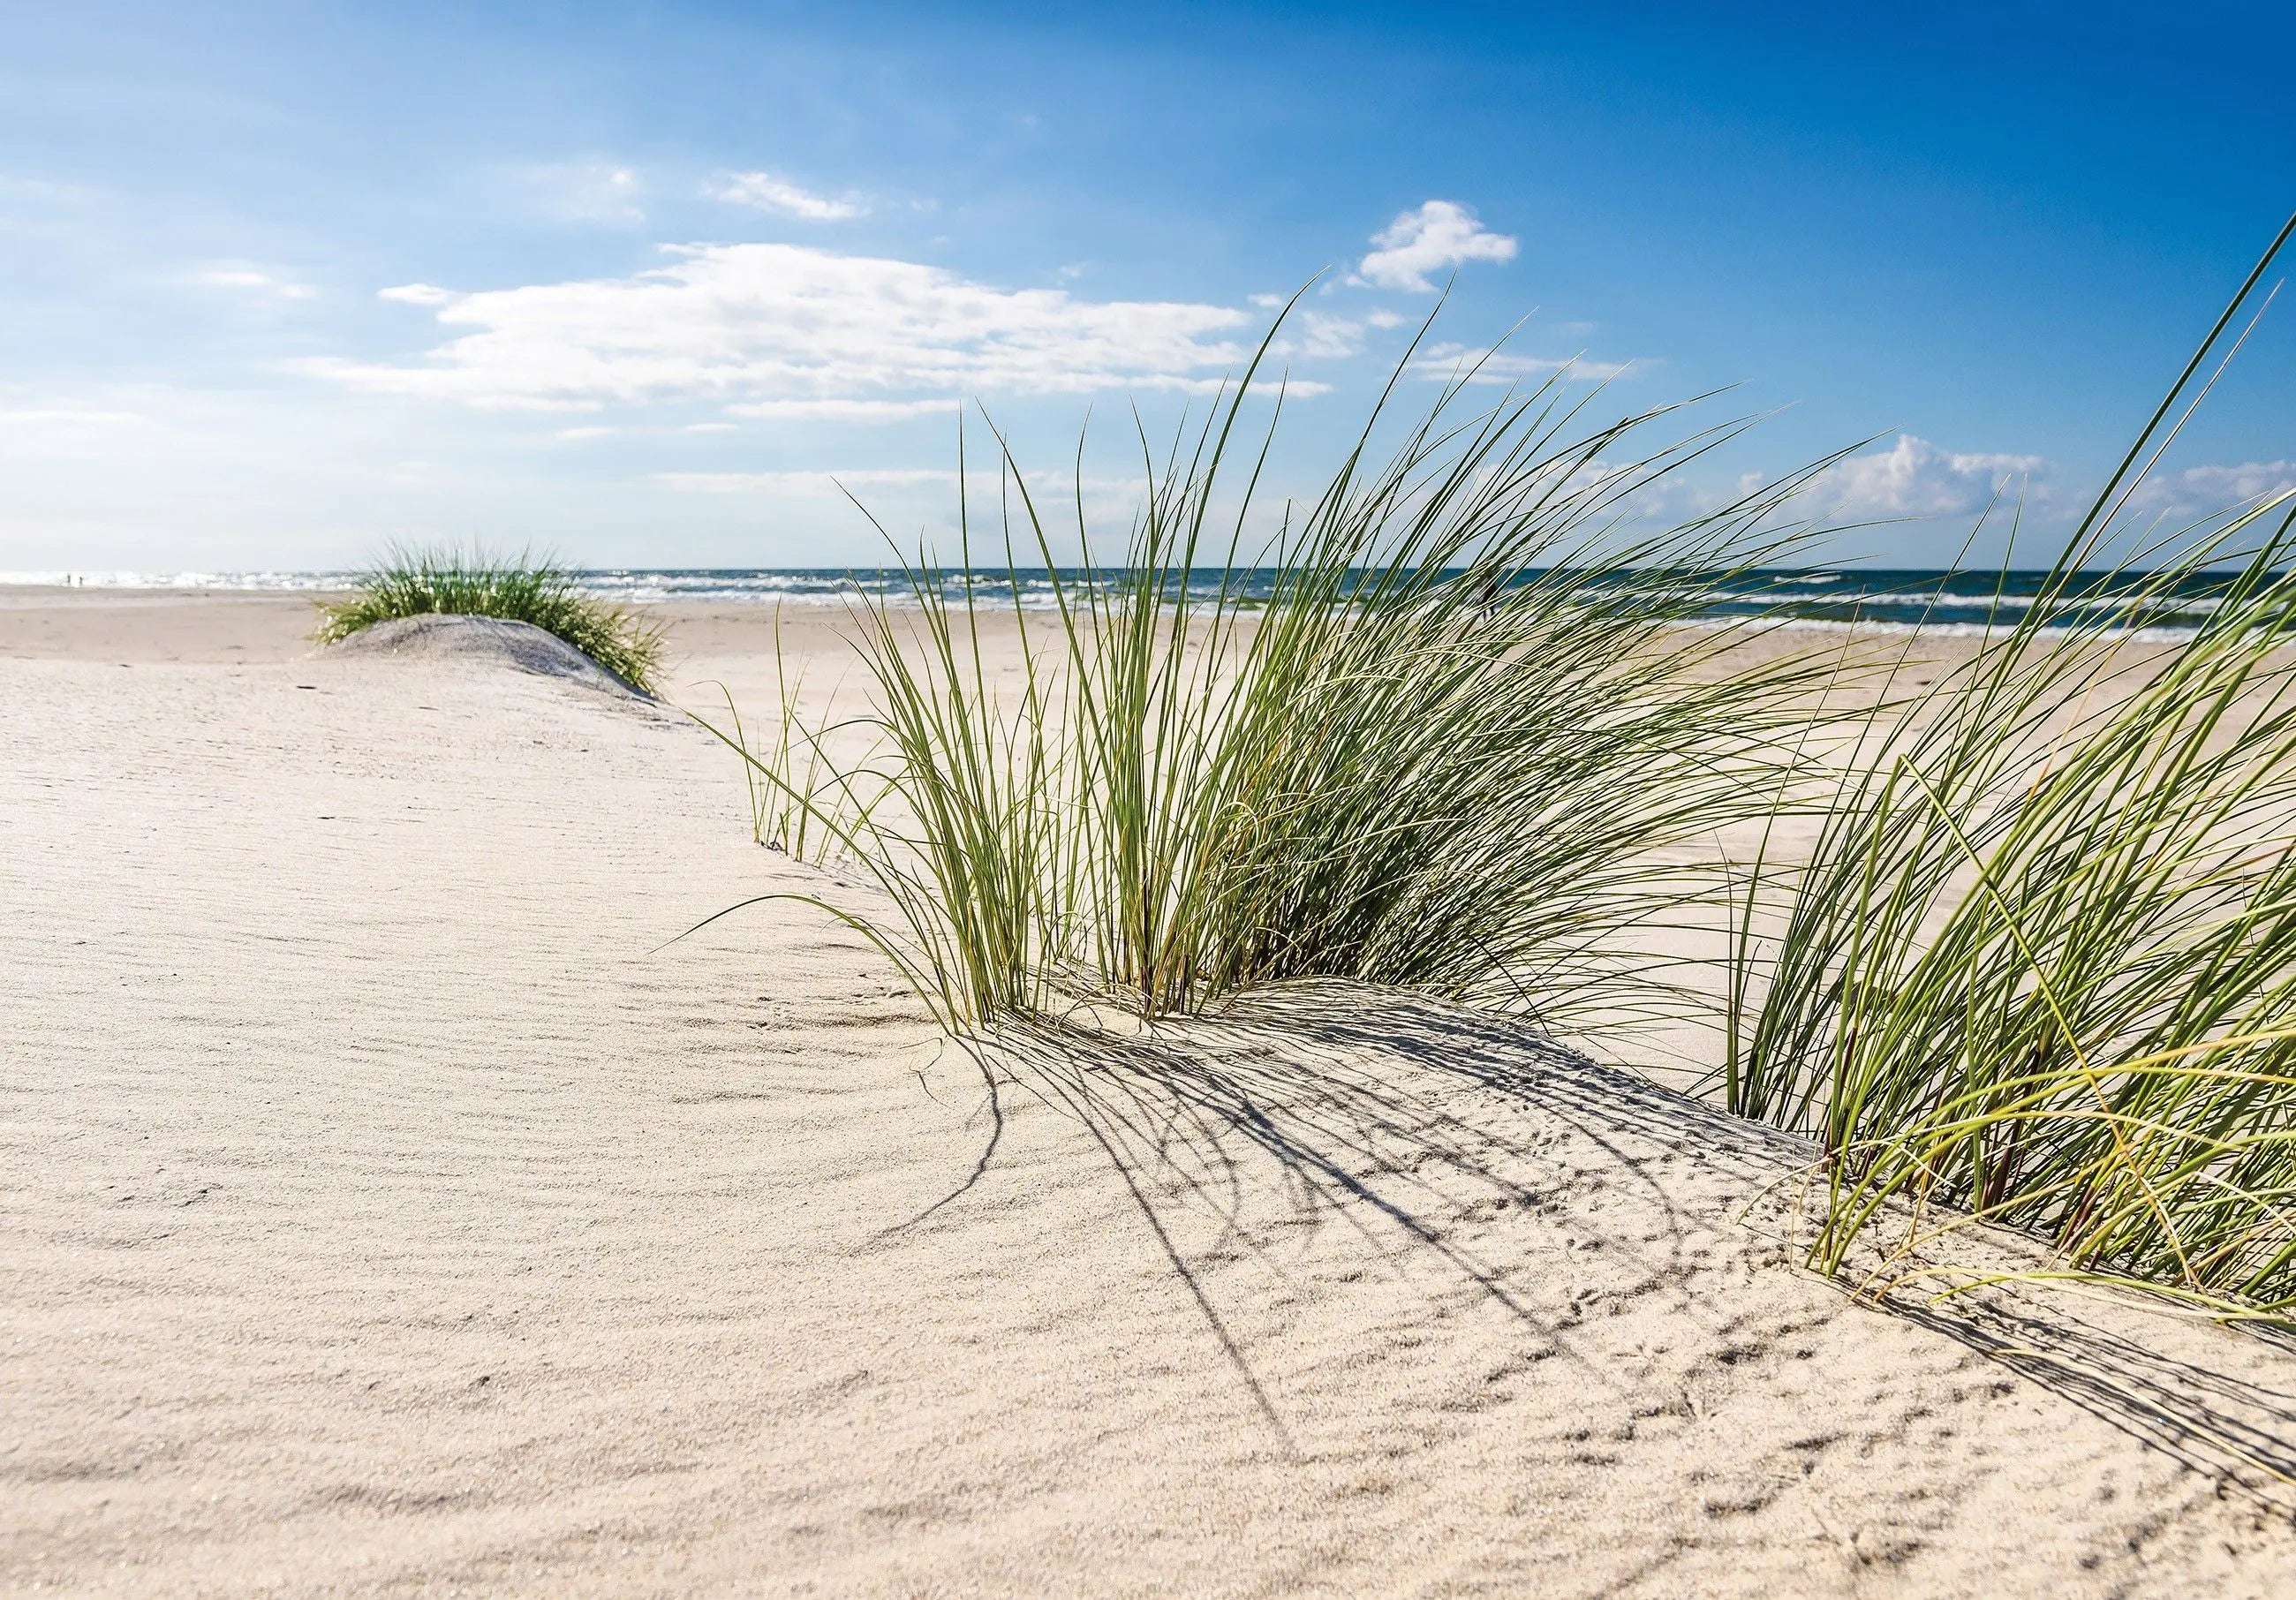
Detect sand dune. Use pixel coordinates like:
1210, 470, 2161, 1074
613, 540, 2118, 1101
5, 588, 2294, 1596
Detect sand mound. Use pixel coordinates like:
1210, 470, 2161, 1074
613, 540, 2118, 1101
326, 613, 648, 698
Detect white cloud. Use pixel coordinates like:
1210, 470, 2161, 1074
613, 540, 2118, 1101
515, 162, 644, 225
379, 283, 456, 306
2125, 460, 2296, 522
1244, 377, 1333, 397
1409, 343, 1631, 385
656, 468, 957, 495
1365, 308, 1409, 330
685, 421, 738, 433
197, 268, 317, 300
308, 243, 1258, 412
1356, 200, 1517, 292
653, 469, 1149, 517
1816, 434, 2047, 517
711, 170, 865, 221
1275, 313, 1364, 360
727, 397, 963, 422
555, 425, 616, 441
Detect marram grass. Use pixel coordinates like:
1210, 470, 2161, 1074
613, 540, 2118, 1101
315, 546, 667, 694
703, 222, 2296, 1326
698, 318, 1839, 1039
1725, 209, 2296, 1317
1725, 503, 2296, 1317
707, 608, 871, 861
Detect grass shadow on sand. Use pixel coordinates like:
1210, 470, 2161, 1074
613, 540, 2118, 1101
942, 982, 2296, 1506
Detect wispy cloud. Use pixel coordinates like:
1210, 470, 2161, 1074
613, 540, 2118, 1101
712, 170, 865, 220
727, 397, 962, 422
196, 268, 318, 300
311, 243, 1258, 411
379, 283, 456, 306
655, 467, 956, 494
1273, 313, 1364, 361
1409, 343, 1631, 384
512, 161, 644, 225
1356, 200, 1517, 292
653, 469, 1152, 521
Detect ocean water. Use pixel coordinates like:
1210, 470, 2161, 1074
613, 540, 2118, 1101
2, 566, 2248, 637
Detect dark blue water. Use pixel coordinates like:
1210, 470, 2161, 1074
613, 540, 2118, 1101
14, 566, 2250, 636
570, 566, 2243, 636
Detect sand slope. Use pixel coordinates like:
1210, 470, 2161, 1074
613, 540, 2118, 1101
4, 592, 2295, 1596
324, 613, 653, 698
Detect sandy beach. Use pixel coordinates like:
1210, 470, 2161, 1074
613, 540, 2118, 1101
6, 585, 2296, 1597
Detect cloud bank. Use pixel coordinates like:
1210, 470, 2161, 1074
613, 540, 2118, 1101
1816, 434, 2048, 517
326, 244, 1258, 412
2126, 459, 2296, 523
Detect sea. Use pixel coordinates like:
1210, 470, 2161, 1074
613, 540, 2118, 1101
1, 567, 2251, 638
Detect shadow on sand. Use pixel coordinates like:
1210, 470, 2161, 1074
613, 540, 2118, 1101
933, 980, 2296, 1506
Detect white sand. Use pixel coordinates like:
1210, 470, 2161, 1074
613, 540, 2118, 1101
4, 588, 2294, 1596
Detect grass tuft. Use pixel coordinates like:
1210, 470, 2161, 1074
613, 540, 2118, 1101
1724, 209, 2296, 1317
699, 313, 1836, 1038
315, 545, 667, 694
696, 223, 2296, 1325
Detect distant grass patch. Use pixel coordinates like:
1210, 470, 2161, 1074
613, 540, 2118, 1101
315, 546, 667, 693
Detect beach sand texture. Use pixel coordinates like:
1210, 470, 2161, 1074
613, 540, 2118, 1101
5, 587, 2295, 1596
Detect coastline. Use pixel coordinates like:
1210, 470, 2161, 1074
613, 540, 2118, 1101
0, 564, 2254, 641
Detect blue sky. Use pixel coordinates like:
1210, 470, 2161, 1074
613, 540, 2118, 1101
3, 1, 2292, 571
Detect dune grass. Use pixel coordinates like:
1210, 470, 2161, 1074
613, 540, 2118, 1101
702, 224, 2296, 1324
709, 610, 864, 861
316, 545, 667, 693
699, 322, 1838, 1035
1723, 212, 2296, 1317
1724, 505, 2296, 1316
